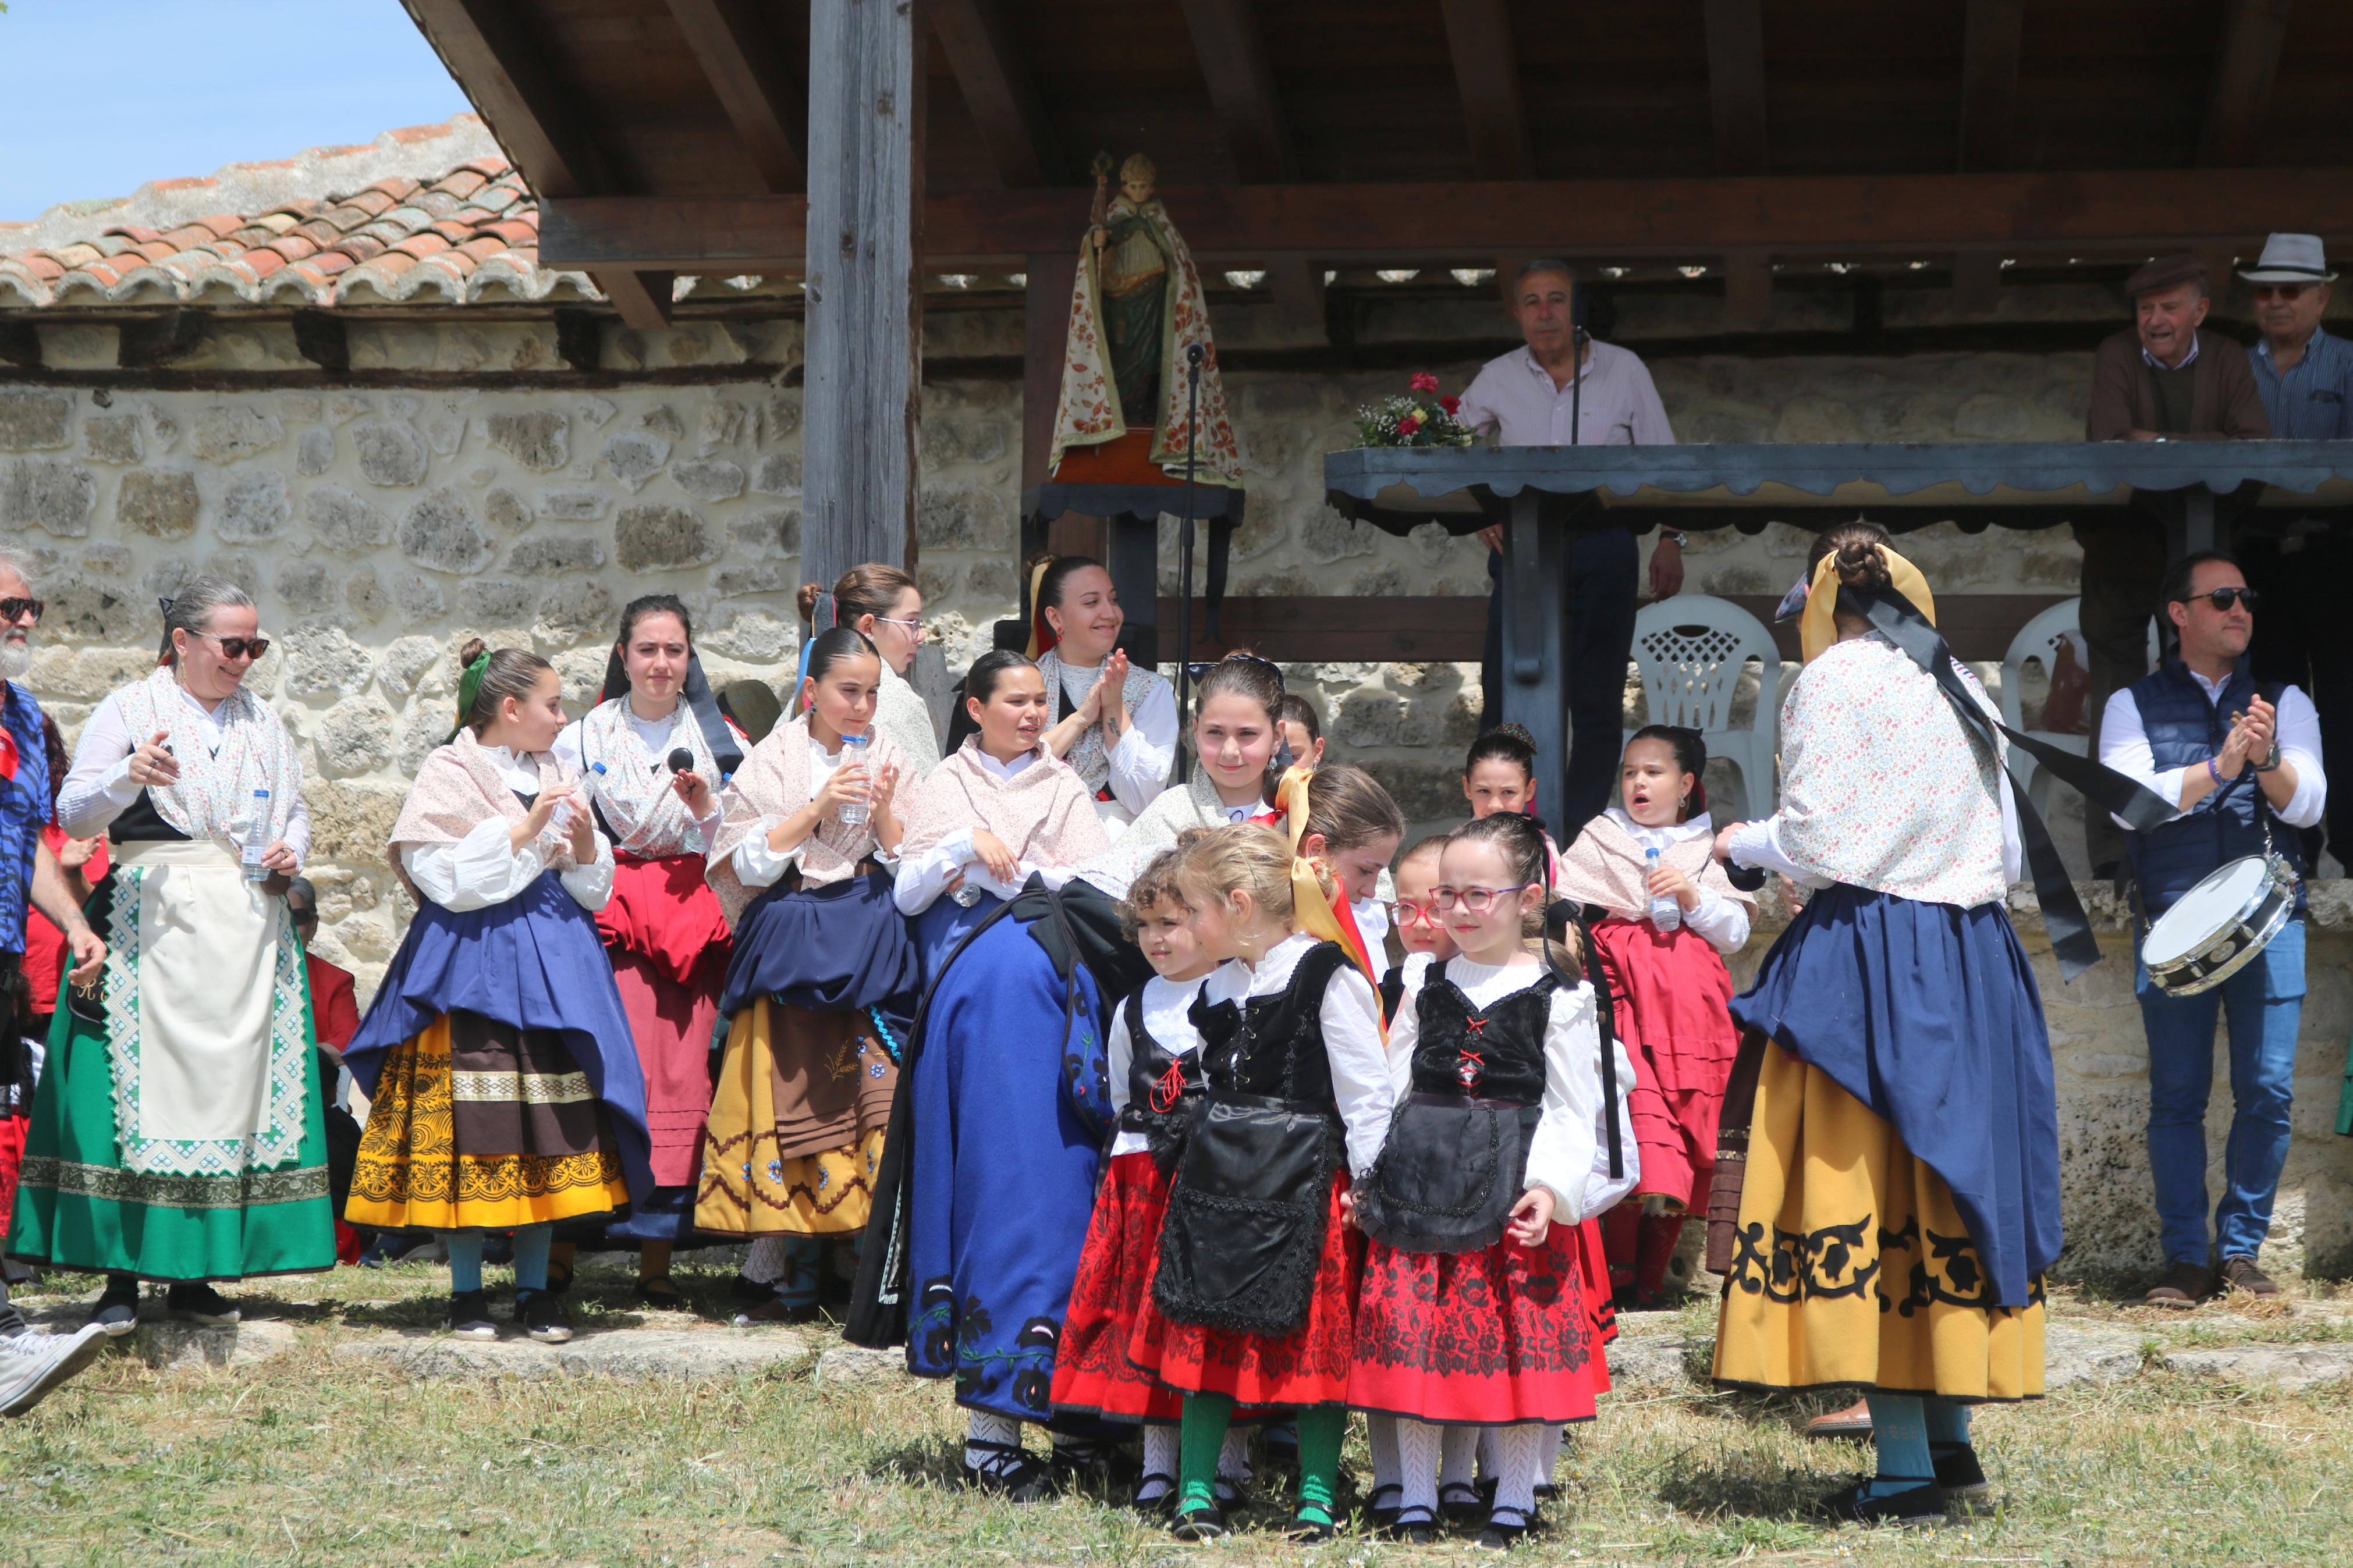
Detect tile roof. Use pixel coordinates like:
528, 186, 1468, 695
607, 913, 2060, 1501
0, 157, 602, 310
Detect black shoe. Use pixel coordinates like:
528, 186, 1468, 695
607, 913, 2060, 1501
1132, 1471, 1177, 1513
1170, 1499, 1227, 1541
445, 1289, 498, 1340
1050, 1441, 1120, 1494
2143, 1260, 2213, 1309
963, 1439, 1053, 1503
1817, 1478, 1946, 1526
516, 1288, 572, 1345
2218, 1255, 2282, 1298
1475, 1505, 1535, 1551
1281, 1509, 1336, 1542
543, 1259, 575, 1297
1365, 1481, 1403, 1530
164, 1282, 240, 1325
1387, 1506, 1438, 1545
637, 1277, 687, 1311
1932, 1442, 1992, 1507
90, 1279, 140, 1337
1440, 1480, 1485, 1523
726, 1275, 818, 1327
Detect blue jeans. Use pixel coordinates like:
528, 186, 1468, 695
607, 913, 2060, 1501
2136, 917, 2306, 1265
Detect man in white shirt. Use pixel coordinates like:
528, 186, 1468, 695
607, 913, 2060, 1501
2098, 553, 2326, 1309
1457, 261, 1681, 834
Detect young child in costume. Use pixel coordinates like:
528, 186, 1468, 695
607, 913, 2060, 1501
1557, 727, 1755, 1309
1050, 845, 1232, 1510
345, 642, 650, 1345
1276, 694, 1326, 771
1129, 823, 1396, 1544
1348, 813, 1638, 1549
1461, 726, 1568, 884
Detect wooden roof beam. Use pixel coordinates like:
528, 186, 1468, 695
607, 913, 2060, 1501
1440, 0, 1532, 180
1177, 0, 1298, 183
935, 0, 1067, 187
1702, 0, 1768, 176
665, 0, 807, 193
2199, 0, 2295, 166
1957, 0, 2023, 172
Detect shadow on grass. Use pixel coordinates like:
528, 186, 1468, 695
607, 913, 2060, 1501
1654, 1455, 1830, 1524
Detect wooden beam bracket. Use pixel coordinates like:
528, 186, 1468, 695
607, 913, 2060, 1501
553, 307, 603, 371
290, 310, 349, 372
117, 310, 205, 369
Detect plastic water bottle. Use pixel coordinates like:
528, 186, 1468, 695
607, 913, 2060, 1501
836, 732, 873, 827
1645, 845, 1682, 933
545, 762, 606, 851
240, 788, 271, 882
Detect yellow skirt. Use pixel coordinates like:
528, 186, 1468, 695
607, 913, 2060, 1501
346, 1014, 629, 1232
1712, 1045, 2045, 1401
693, 997, 888, 1238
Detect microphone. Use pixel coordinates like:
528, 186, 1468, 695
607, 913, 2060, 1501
666, 748, 694, 774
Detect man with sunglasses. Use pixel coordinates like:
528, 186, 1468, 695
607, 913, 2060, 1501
2098, 552, 2326, 1308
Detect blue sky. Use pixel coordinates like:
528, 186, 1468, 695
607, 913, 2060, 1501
0, 1, 473, 221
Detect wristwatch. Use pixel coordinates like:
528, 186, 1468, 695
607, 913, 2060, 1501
2253, 744, 2283, 773
1658, 529, 1688, 547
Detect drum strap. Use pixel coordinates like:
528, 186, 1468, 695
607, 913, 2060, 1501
1854, 588, 2177, 980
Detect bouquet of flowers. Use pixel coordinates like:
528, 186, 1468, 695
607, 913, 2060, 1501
1354, 371, 1477, 447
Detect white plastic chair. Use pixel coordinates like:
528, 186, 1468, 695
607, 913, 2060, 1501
1623, 595, 1781, 822
2000, 599, 2088, 820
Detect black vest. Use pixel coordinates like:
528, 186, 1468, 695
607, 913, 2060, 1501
1117, 985, 1208, 1147
1407, 969, 1557, 1105
2121, 659, 2306, 919
1198, 940, 1352, 1108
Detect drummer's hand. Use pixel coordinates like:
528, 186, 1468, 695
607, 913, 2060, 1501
2214, 721, 2255, 780
1507, 1186, 1555, 1248
1710, 822, 1744, 865
669, 767, 716, 820
2241, 694, 2278, 759
1477, 524, 1505, 555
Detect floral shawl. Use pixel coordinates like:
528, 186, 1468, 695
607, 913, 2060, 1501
1556, 810, 1754, 923
573, 697, 721, 861
898, 737, 1109, 870
388, 731, 582, 897
113, 663, 303, 852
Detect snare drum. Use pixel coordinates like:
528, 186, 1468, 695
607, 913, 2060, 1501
2139, 854, 2299, 997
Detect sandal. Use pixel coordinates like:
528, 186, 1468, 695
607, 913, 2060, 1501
637, 1278, 686, 1310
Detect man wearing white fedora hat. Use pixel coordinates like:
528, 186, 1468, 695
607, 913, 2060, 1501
2242, 233, 2351, 440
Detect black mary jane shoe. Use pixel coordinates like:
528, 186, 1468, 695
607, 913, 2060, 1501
1131, 1471, 1177, 1514
1170, 1499, 1227, 1541
445, 1289, 498, 1341
1364, 1481, 1403, 1531
1474, 1506, 1536, 1552
1439, 1480, 1486, 1523
1049, 1441, 1122, 1495
1281, 1510, 1337, 1544
1817, 1477, 1946, 1527
1387, 1505, 1439, 1545
516, 1288, 573, 1345
962, 1439, 1054, 1504
1932, 1443, 1993, 1509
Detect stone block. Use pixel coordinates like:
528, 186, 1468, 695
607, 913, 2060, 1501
1, 460, 95, 536
393, 571, 446, 622
396, 707, 448, 774
483, 488, 531, 534
615, 504, 718, 573
714, 563, 787, 598
735, 509, 799, 559
378, 634, 444, 695
351, 421, 428, 487
138, 1317, 299, 1371
118, 469, 200, 538
641, 405, 684, 440
82, 413, 142, 464
343, 569, 389, 623
814, 1344, 904, 1385
762, 394, 801, 441
460, 578, 534, 625
217, 470, 291, 543
274, 560, 336, 617
538, 488, 608, 522
966, 558, 1016, 606
189, 406, 283, 464
294, 426, 335, 475
701, 608, 794, 663
303, 486, 393, 556
700, 399, 751, 449
535, 580, 615, 645
672, 458, 745, 502
915, 488, 1009, 550
504, 535, 604, 575
282, 624, 376, 698
315, 695, 398, 777
304, 778, 406, 863
750, 453, 800, 496
485, 411, 570, 471
1298, 506, 1379, 564
397, 490, 492, 574
331, 1327, 816, 1382
1334, 688, 1406, 748
602, 430, 670, 492
0, 390, 73, 451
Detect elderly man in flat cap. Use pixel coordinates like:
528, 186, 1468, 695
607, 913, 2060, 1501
2080, 253, 2272, 881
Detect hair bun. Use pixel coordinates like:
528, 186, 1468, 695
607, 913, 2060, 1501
796, 582, 823, 622
455, 635, 488, 672
1833, 536, 1893, 593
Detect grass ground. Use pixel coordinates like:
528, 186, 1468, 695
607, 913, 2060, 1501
2, 1257, 2350, 1568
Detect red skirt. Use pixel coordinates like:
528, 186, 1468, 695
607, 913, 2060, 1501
1052, 1150, 1184, 1423
0, 1113, 24, 1231
1588, 916, 1741, 1213
601, 853, 732, 1189
1577, 1215, 1619, 1375
1125, 1174, 1362, 1411
1347, 1210, 1612, 1425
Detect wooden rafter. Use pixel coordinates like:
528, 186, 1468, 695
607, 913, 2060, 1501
1702, 0, 1768, 176
1177, 0, 1297, 183
665, 0, 807, 193
1957, 0, 2024, 173
1440, 0, 1532, 180
935, 0, 1066, 187
2199, 0, 2295, 167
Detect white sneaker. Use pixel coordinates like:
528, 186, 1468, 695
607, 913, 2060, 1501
0, 1324, 112, 1417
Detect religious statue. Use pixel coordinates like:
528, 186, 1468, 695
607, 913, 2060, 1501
1049, 152, 1241, 488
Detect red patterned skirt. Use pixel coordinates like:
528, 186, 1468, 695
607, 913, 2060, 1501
1578, 1215, 1619, 1375
1124, 1173, 1362, 1411
1347, 1211, 1613, 1425
1052, 1150, 1184, 1423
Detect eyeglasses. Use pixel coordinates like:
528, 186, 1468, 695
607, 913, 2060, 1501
873, 614, 924, 633
1428, 883, 1533, 913
2184, 587, 2259, 613
1387, 898, 1443, 927
0, 598, 41, 625
2252, 284, 2312, 301
189, 631, 271, 660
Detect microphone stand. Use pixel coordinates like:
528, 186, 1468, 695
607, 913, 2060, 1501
1569, 322, 1587, 445
1174, 342, 1204, 784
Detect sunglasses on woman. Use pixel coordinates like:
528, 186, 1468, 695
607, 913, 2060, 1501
189, 630, 271, 660
1428, 883, 1533, 913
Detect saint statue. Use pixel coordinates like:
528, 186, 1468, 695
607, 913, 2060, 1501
1049, 152, 1241, 488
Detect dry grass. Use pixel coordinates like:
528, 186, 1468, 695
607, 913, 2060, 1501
2, 1256, 2350, 1568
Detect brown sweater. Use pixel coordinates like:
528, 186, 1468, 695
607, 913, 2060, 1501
2085, 325, 2270, 441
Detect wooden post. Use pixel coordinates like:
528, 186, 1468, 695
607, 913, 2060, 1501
803, 0, 927, 585
1021, 252, 1095, 564
1498, 495, 1573, 831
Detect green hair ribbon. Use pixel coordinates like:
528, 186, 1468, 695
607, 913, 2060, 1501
451, 650, 492, 741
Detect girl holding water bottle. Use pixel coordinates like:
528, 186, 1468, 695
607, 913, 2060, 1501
344, 640, 650, 1343
16, 578, 336, 1330
1553, 726, 1754, 1308
695, 627, 914, 1317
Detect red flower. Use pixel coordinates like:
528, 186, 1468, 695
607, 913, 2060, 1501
1397, 412, 1423, 437
1409, 371, 1440, 393
1439, 394, 1461, 415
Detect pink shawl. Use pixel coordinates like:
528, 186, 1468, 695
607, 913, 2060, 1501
899, 736, 1109, 869
388, 731, 583, 896
1555, 812, 1754, 923
707, 716, 908, 927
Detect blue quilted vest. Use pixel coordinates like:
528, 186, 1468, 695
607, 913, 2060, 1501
2122, 658, 2305, 920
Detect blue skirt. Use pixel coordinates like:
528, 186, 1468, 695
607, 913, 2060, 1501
905, 894, 1117, 1426
346, 870, 655, 1206
1730, 883, 2059, 1309
718, 869, 918, 1019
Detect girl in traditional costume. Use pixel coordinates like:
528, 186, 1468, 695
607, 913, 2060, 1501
695, 627, 915, 1320
15, 578, 334, 1330
800, 565, 939, 773
549, 595, 741, 1307
344, 641, 650, 1345
1133, 822, 1396, 1544
1558, 727, 1755, 1309
1349, 813, 1637, 1549
1024, 556, 1177, 831
1710, 524, 2045, 1524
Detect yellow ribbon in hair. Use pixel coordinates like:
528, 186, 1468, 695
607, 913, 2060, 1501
1272, 764, 1386, 1029
1798, 539, 1936, 663
1023, 559, 1055, 659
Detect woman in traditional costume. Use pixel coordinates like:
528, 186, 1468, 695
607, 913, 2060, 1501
1557, 726, 1755, 1309
694, 627, 916, 1321
1024, 556, 1177, 832
1710, 524, 2046, 1524
800, 565, 939, 773
343, 641, 650, 1346
549, 594, 741, 1307
13, 578, 333, 1331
